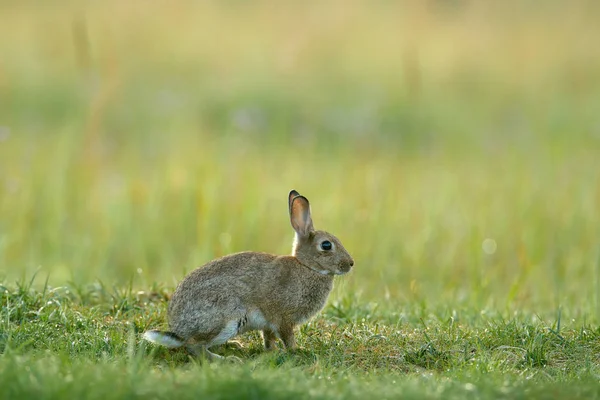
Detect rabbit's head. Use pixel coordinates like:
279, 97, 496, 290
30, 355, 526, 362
288, 190, 354, 276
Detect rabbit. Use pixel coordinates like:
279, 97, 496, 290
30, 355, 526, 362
143, 189, 354, 360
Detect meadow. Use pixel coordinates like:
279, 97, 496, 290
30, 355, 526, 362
1, 1, 600, 398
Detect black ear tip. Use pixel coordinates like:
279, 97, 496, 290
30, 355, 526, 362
289, 189, 300, 198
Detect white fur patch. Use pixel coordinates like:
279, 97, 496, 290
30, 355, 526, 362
292, 233, 300, 255
209, 320, 239, 347
245, 310, 268, 331
143, 330, 183, 348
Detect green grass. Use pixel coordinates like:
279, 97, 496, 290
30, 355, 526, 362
2, 1, 600, 398
2, 277, 600, 399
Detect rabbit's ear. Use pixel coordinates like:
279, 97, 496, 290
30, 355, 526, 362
289, 191, 314, 237
288, 190, 301, 212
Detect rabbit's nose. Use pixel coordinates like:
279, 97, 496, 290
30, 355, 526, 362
340, 260, 353, 273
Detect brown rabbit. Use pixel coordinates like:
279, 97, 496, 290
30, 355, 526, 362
143, 190, 354, 360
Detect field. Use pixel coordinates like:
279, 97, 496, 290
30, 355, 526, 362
1, 1, 600, 398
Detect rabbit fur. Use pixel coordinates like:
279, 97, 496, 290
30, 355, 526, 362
143, 190, 354, 360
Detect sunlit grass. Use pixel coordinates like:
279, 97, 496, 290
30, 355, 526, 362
2, 278, 600, 399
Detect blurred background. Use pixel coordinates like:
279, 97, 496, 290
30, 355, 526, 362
0, 1, 599, 316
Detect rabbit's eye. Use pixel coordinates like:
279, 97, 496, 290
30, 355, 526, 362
320, 241, 333, 251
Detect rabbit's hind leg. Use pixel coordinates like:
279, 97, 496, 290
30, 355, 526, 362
208, 319, 240, 347
203, 320, 243, 363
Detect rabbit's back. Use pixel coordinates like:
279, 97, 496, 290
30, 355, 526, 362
167, 252, 277, 322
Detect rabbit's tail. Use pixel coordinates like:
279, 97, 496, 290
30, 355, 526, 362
143, 330, 185, 348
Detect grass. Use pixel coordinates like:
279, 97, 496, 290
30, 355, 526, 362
2, 277, 600, 399
2, 1, 600, 398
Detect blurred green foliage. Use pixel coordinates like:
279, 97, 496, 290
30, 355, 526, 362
1, 0, 599, 314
